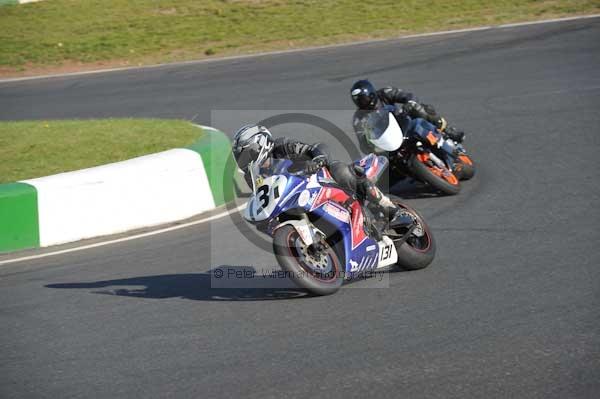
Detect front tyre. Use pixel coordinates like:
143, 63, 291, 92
390, 199, 436, 270
273, 225, 343, 296
453, 154, 476, 181
409, 153, 460, 195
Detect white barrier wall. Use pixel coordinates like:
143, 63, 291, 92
22, 149, 214, 247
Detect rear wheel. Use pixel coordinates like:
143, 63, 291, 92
409, 153, 460, 195
389, 199, 436, 270
453, 154, 476, 181
273, 225, 343, 295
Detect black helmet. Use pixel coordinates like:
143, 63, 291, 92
350, 79, 378, 109
232, 124, 274, 172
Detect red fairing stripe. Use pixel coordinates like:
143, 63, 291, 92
310, 185, 366, 249
366, 156, 379, 179
310, 187, 350, 212
350, 201, 368, 249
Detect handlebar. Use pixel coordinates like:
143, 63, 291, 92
288, 168, 312, 177
286, 160, 322, 177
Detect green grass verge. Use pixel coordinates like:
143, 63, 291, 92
0, 119, 204, 183
1, 0, 599, 74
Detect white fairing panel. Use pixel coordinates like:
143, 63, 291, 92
376, 236, 398, 268
244, 175, 288, 222
370, 113, 404, 152
275, 219, 314, 246
23, 149, 214, 247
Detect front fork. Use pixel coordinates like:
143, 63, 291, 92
415, 140, 457, 172
274, 214, 322, 247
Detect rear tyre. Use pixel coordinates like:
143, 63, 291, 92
409, 153, 460, 195
273, 225, 343, 295
389, 199, 436, 270
453, 154, 476, 181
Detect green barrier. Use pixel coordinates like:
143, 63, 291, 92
0, 125, 234, 254
187, 128, 236, 206
0, 182, 40, 252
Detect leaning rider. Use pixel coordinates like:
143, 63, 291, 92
350, 79, 465, 154
232, 124, 402, 222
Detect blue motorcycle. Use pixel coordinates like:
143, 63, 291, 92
357, 105, 475, 195
243, 152, 436, 295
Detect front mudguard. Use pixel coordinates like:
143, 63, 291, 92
273, 218, 322, 246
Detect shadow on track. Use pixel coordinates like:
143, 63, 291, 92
46, 266, 311, 301
379, 173, 466, 199
387, 179, 453, 199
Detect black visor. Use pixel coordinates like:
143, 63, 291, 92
351, 80, 378, 110
353, 92, 377, 109
234, 141, 261, 171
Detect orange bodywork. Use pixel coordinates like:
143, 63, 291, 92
417, 152, 459, 186
458, 155, 473, 165
426, 131, 437, 146
417, 153, 430, 163
444, 172, 459, 185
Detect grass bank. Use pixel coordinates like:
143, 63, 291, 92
1, 0, 598, 76
0, 119, 204, 183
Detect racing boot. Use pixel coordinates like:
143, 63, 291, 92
379, 195, 415, 230
435, 117, 464, 143
363, 181, 414, 229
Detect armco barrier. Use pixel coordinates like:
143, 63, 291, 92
0, 126, 234, 253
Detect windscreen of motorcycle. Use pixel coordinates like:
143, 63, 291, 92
244, 175, 289, 222
365, 110, 404, 152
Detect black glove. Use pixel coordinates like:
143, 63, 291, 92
406, 101, 448, 130
444, 126, 465, 143
305, 155, 329, 174
403, 100, 427, 118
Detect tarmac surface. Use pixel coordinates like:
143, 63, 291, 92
1, 18, 599, 398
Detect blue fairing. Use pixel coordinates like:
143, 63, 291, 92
253, 158, 381, 275
306, 200, 379, 275
407, 118, 458, 162
275, 175, 307, 213
409, 118, 441, 140
353, 153, 389, 183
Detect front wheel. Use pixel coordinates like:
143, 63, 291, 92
453, 154, 476, 181
409, 153, 460, 195
389, 199, 436, 270
273, 225, 343, 296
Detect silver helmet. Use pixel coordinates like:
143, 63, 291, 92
232, 124, 274, 172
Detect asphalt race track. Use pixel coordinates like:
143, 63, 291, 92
1, 18, 599, 399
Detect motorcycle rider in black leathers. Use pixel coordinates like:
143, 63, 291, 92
232, 124, 402, 222
351, 79, 465, 154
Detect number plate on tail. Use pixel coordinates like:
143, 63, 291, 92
376, 236, 398, 268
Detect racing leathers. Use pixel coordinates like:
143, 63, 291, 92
242, 136, 398, 218
369, 86, 464, 143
